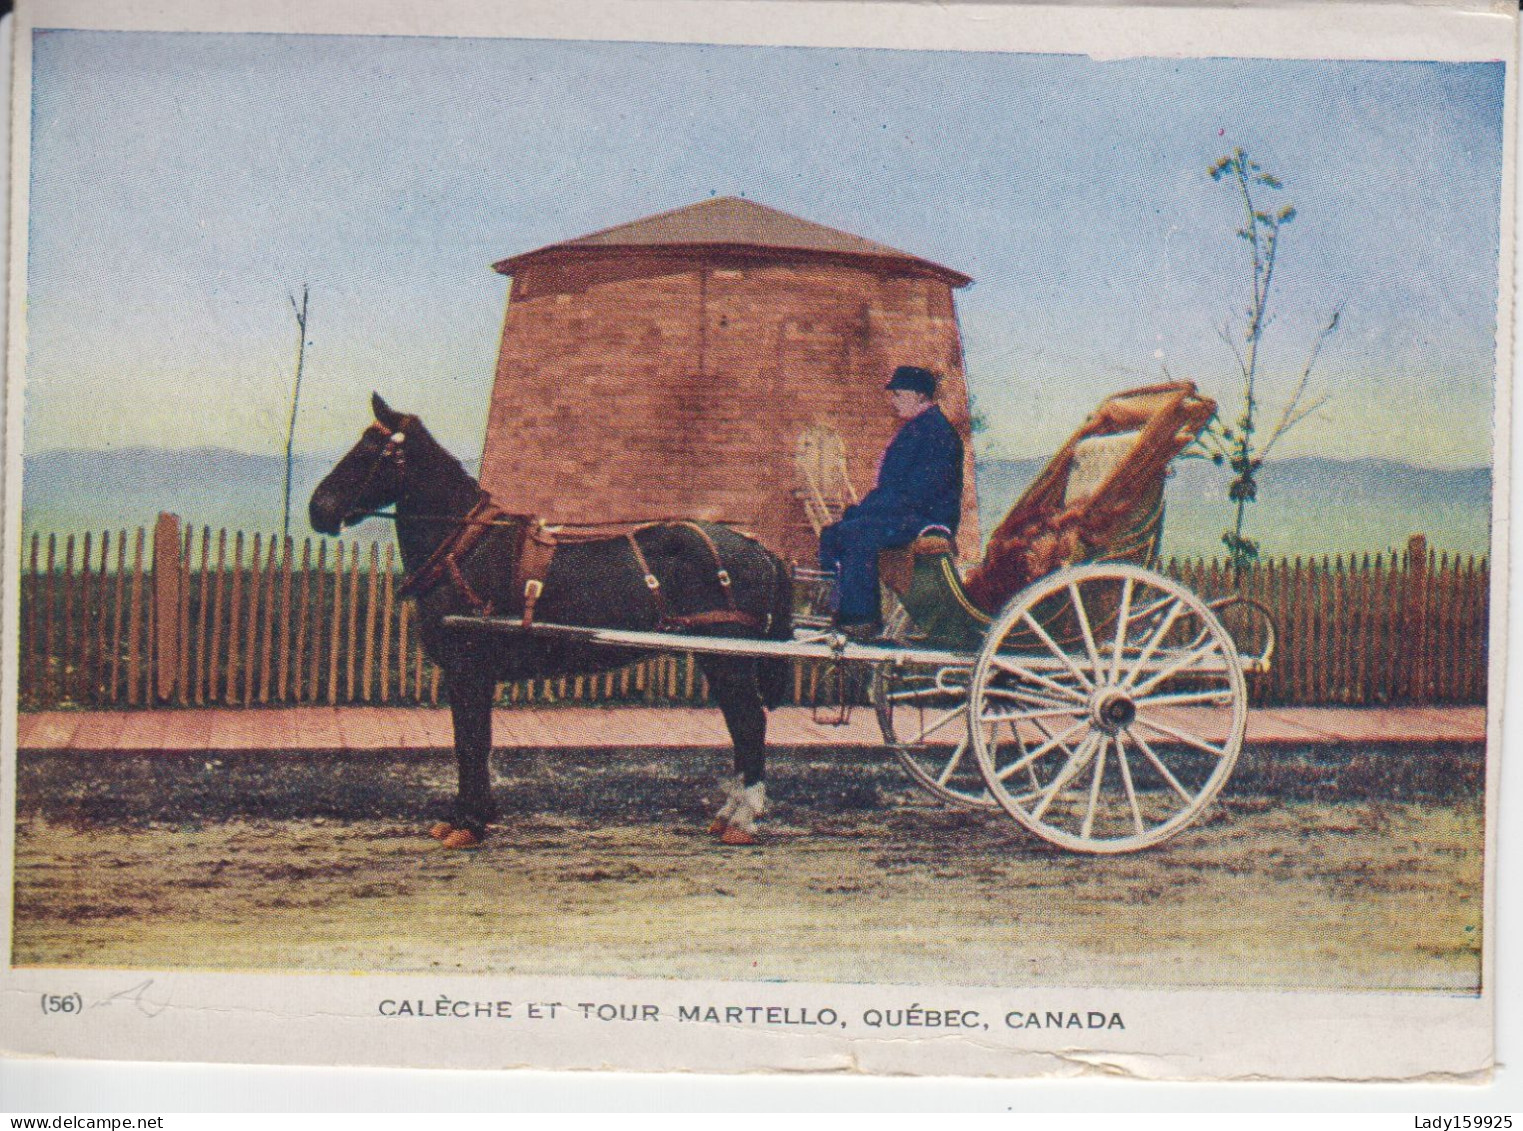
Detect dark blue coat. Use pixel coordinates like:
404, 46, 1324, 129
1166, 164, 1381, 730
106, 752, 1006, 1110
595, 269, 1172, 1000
848, 404, 964, 534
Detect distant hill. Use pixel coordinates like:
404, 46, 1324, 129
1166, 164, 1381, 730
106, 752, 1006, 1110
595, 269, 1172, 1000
20, 447, 482, 545
976, 455, 1492, 559
19, 447, 1494, 560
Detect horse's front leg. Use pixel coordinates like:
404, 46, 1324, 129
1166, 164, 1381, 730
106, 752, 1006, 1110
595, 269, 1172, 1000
703, 659, 768, 846
431, 668, 498, 850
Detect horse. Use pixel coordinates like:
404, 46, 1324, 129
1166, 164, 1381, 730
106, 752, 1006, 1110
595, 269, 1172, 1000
309, 394, 795, 849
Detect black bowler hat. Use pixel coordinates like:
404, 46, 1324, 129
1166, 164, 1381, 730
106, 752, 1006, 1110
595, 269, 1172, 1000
885, 365, 939, 397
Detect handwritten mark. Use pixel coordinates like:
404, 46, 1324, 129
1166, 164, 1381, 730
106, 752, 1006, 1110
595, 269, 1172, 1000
92, 978, 170, 1018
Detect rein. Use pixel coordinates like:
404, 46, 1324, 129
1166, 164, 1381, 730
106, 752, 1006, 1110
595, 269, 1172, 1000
349, 509, 520, 526
351, 421, 763, 633
354, 510, 756, 531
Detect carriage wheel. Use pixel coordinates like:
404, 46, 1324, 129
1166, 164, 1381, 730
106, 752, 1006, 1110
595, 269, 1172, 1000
872, 591, 992, 807
968, 563, 1247, 853
872, 597, 992, 808
872, 659, 992, 808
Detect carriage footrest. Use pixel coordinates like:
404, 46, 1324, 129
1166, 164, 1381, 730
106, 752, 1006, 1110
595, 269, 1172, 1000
1207, 595, 1276, 679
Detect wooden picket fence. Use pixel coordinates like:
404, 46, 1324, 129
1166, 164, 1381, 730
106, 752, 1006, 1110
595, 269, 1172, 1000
16, 516, 725, 711
1163, 534, 1489, 707
16, 516, 1491, 710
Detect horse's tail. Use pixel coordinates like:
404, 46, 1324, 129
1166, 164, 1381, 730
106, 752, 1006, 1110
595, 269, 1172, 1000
758, 556, 794, 710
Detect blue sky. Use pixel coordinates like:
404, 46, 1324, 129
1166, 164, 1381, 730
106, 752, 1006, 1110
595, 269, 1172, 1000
24, 31, 1507, 466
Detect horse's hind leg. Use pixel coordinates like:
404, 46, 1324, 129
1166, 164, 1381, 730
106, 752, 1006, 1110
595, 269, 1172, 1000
435, 668, 498, 849
702, 658, 768, 845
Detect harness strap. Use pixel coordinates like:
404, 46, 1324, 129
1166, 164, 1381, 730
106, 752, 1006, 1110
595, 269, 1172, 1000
675, 520, 738, 610
625, 530, 670, 624
543, 517, 756, 540
660, 608, 767, 633
403, 510, 765, 635
447, 556, 495, 617
514, 519, 558, 629
397, 492, 510, 601
627, 524, 766, 634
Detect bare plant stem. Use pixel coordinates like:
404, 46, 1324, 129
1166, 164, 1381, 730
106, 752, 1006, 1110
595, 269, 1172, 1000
282, 285, 310, 543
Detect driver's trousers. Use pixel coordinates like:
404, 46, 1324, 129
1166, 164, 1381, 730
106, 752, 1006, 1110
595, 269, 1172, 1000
818, 511, 925, 627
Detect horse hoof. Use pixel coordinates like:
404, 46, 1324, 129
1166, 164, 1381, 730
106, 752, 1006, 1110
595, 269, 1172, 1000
720, 826, 759, 846
441, 828, 482, 850
429, 822, 455, 841
708, 816, 729, 836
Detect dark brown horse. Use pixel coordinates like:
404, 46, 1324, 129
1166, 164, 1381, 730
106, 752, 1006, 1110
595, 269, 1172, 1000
309, 396, 793, 848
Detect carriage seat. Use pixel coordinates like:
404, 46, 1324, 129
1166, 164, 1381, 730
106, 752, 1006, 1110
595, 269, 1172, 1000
880, 525, 957, 598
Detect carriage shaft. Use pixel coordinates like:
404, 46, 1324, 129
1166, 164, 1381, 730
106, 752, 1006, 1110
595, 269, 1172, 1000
441, 615, 1240, 676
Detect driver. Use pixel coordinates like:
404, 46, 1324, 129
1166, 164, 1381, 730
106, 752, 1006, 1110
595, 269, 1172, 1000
819, 365, 964, 639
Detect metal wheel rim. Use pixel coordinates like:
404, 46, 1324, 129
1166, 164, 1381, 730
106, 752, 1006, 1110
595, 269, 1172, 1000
968, 563, 1248, 853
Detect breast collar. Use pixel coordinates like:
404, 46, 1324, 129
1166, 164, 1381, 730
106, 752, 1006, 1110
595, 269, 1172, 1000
395, 492, 512, 604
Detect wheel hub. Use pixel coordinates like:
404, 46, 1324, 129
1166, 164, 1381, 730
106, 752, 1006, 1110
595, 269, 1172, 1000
1091, 689, 1137, 733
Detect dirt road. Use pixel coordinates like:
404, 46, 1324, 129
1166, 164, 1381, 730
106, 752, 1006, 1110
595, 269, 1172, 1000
12, 742, 1484, 990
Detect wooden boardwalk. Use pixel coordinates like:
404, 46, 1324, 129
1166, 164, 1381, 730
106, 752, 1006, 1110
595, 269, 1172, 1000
15, 704, 1488, 753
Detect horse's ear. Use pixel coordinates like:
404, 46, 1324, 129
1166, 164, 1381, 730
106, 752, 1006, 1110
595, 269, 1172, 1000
372, 393, 403, 429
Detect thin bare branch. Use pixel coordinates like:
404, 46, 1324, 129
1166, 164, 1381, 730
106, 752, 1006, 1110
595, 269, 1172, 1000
1265, 394, 1331, 453
1193, 424, 1233, 460
1233, 153, 1265, 324
1215, 321, 1250, 384
1261, 309, 1340, 457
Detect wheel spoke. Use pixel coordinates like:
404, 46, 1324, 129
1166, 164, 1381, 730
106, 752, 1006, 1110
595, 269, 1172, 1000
980, 685, 1079, 712
1132, 713, 1228, 758
1023, 717, 1067, 791
979, 705, 1087, 725
1128, 594, 1179, 624
1027, 714, 1078, 760
1019, 610, 1095, 692
935, 736, 973, 787
1129, 641, 1226, 700
1068, 581, 1105, 676
880, 665, 996, 811
1031, 733, 1100, 821
907, 702, 968, 745
1133, 687, 1235, 708
1114, 732, 1145, 835
1109, 577, 1135, 684
990, 655, 1089, 705
1126, 727, 1195, 803
1119, 596, 1185, 690
1080, 736, 1109, 839
993, 716, 1091, 782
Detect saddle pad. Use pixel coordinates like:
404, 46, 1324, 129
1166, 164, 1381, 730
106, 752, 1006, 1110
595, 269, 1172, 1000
1064, 429, 1142, 505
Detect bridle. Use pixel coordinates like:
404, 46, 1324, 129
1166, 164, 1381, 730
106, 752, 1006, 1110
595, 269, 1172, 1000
340, 417, 416, 527
343, 417, 527, 528
367, 416, 414, 472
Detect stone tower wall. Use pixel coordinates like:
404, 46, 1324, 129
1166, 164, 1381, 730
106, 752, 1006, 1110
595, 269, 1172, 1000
478, 253, 979, 566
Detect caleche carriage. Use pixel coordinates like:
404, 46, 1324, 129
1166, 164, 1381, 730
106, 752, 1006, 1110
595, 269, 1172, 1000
441, 380, 1274, 855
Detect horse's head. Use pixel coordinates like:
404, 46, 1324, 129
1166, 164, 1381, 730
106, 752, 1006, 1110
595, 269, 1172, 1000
309, 394, 417, 536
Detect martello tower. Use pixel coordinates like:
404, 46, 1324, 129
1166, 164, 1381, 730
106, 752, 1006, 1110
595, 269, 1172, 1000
478, 197, 979, 565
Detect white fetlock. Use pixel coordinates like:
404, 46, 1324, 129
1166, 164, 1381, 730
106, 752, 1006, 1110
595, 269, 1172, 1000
709, 774, 745, 834
713, 775, 745, 822
727, 782, 767, 836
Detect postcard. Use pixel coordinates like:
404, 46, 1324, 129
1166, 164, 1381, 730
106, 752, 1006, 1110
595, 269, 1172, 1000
0, 0, 1514, 1082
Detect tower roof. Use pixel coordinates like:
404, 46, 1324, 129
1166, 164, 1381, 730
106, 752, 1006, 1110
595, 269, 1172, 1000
493, 196, 971, 287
